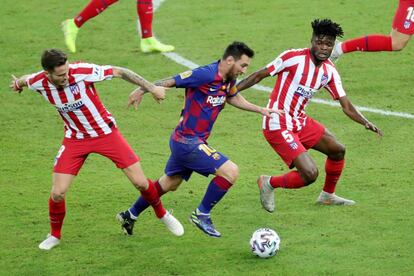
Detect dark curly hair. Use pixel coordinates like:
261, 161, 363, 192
311, 19, 344, 38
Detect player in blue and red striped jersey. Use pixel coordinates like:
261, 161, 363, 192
116, 41, 282, 237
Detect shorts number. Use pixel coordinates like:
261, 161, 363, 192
54, 145, 66, 166
198, 144, 216, 156
281, 130, 294, 143
406, 7, 414, 22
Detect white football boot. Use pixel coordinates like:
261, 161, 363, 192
257, 175, 275, 212
39, 234, 60, 250
160, 211, 184, 236
316, 191, 356, 205
329, 40, 343, 63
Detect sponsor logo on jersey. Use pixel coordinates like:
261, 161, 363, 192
179, 70, 193, 79
289, 141, 299, 150
320, 74, 329, 86
93, 67, 100, 76
56, 99, 85, 113
69, 84, 81, 95
206, 95, 226, 107
294, 85, 317, 99
404, 20, 411, 29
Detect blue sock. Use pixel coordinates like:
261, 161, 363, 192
129, 180, 165, 218
197, 176, 232, 214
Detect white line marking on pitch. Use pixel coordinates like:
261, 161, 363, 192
155, 0, 414, 120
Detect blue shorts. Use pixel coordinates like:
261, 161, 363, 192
164, 138, 229, 181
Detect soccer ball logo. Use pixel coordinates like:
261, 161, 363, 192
250, 228, 280, 258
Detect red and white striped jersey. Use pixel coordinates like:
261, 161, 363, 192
263, 48, 346, 132
26, 63, 117, 139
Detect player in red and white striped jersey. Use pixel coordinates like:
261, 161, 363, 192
235, 19, 383, 211
331, 0, 414, 62
10, 49, 183, 250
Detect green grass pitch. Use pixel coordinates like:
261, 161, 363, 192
1, 0, 413, 274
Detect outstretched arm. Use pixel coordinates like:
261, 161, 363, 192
127, 77, 176, 110
234, 67, 270, 92
112, 66, 167, 102
226, 93, 283, 117
339, 96, 383, 136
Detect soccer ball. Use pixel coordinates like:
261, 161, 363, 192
250, 228, 280, 258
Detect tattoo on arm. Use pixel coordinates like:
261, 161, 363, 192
115, 66, 155, 91
154, 78, 176, 88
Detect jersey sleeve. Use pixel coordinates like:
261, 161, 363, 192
173, 66, 215, 88
324, 68, 346, 100
26, 71, 45, 92
83, 64, 114, 82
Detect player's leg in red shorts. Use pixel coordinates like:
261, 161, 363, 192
94, 129, 183, 236
40, 138, 91, 250
257, 126, 320, 212
337, 0, 414, 56
307, 119, 355, 205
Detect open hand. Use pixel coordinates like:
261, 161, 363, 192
10, 75, 23, 93
365, 121, 383, 137
127, 88, 145, 110
260, 107, 284, 118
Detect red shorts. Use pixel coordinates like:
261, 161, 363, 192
263, 117, 325, 168
392, 0, 414, 35
53, 128, 140, 175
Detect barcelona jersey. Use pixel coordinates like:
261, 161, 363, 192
172, 61, 239, 144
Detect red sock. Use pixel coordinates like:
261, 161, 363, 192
140, 179, 166, 218
323, 159, 345, 193
74, 0, 119, 28
269, 171, 306, 189
342, 35, 392, 53
49, 197, 66, 239
153, 179, 166, 196
137, 0, 153, 38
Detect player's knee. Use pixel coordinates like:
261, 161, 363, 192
131, 178, 149, 191
51, 192, 65, 202
392, 40, 408, 51
225, 163, 239, 183
330, 143, 346, 160
302, 167, 319, 185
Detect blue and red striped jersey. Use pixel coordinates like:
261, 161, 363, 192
171, 61, 239, 144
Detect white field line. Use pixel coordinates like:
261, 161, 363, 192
155, 1, 414, 120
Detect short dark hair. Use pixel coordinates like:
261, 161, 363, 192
41, 49, 68, 71
223, 41, 254, 60
311, 19, 344, 38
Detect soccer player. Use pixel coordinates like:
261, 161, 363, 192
117, 41, 282, 237
330, 0, 414, 62
233, 19, 383, 212
62, 0, 174, 53
9, 49, 183, 250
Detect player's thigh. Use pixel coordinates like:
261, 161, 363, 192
96, 129, 140, 170
53, 139, 89, 176
263, 129, 306, 169
52, 173, 76, 201
392, 0, 414, 38
390, 28, 412, 50
189, 143, 229, 178
312, 128, 345, 159
298, 117, 325, 149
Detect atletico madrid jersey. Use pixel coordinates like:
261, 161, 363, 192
26, 63, 116, 139
264, 48, 346, 132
